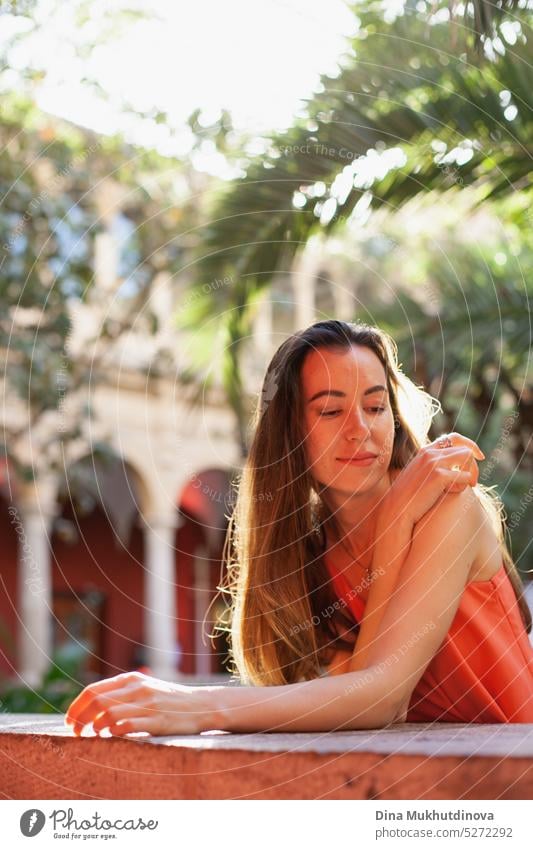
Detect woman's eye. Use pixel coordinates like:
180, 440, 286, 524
318, 407, 386, 417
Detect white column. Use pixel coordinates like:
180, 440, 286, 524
143, 513, 180, 680
93, 179, 123, 292
193, 546, 212, 678
15, 504, 55, 688
93, 231, 119, 291
292, 236, 322, 330
332, 276, 355, 321
253, 291, 273, 360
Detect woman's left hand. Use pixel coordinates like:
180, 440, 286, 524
64, 671, 220, 737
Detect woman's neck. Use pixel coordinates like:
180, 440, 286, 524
325, 468, 397, 559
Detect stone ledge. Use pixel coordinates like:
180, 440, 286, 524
1, 715, 532, 800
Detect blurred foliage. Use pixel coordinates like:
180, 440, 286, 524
0, 643, 86, 713
351, 232, 532, 574
175, 1, 532, 566
0, 0, 531, 570
0, 91, 216, 482
184, 1, 533, 332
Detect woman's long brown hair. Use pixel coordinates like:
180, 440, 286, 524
216, 320, 531, 686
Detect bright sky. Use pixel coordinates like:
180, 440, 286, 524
4, 0, 359, 168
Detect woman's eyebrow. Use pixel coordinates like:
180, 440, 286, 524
307, 385, 388, 403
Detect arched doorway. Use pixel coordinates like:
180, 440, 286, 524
52, 451, 146, 681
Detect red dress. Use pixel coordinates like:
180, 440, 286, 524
325, 557, 533, 722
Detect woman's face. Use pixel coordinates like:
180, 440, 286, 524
301, 344, 396, 494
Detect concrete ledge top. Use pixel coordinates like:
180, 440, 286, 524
2, 713, 533, 759
2, 714, 533, 799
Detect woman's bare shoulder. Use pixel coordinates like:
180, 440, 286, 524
411, 486, 486, 577
464, 492, 503, 583
411, 485, 502, 584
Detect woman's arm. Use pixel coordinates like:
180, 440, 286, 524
355, 487, 484, 714
65, 489, 484, 736
329, 437, 482, 677
348, 510, 415, 672
212, 488, 484, 732
322, 511, 414, 678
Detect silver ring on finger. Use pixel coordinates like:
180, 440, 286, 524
436, 436, 453, 448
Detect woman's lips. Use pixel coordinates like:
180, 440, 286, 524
336, 455, 377, 466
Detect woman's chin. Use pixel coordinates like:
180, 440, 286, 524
326, 475, 381, 495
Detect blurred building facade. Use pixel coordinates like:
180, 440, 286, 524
0, 180, 355, 687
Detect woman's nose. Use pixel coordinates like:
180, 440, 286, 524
343, 409, 371, 441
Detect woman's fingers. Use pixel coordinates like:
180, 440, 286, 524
108, 717, 161, 736
441, 467, 474, 493
434, 432, 485, 461
424, 446, 478, 484
430, 445, 483, 478
64, 671, 209, 737
470, 455, 480, 486
451, 448, 481, 485
65, 673, 132, 726
67, 684, 138, 735
448, 445, 480, 467
92, 702, 151, 734
432, 444, 478, 460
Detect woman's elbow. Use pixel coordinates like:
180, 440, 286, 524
378, 698, 409, 727
342, 704, 405, 730
340, 673, 410, 729
390, 696, 410, 724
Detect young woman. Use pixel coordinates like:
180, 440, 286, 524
65, 320, 533, 736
